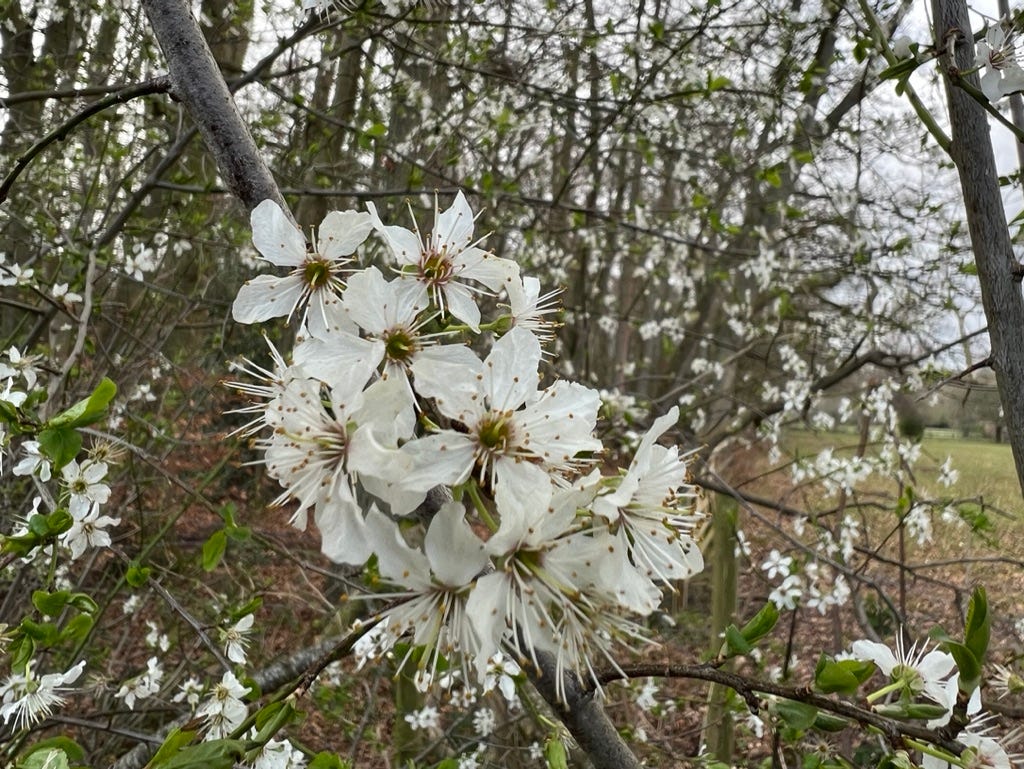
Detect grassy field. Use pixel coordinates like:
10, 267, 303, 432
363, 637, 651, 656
780, 429, 1023, 516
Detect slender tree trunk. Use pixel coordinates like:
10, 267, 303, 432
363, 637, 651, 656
931, 0, 1024, 495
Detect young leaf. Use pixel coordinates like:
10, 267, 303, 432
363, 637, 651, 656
45, 377, 117, 430
964, 586, 989, 665
202, 530, 227, 572
772, 699, 818, 730
739, 601, 779, 645
308, 752, 349, 769
813, 656, 874, 695
32, 590, 71, 617
36, 427, 82, 471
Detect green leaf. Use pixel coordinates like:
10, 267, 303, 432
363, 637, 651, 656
308, 753, 349, 769
814, 655, 875, 695
32, 590, 72, 617
18, 737, 85, 765
772, 700, 818, 730
964, 586, 989, 666
146, 728, 199, 767
723, 624, 753, 656
739, 601, 779, 645
125, 562, 151, 587
202, 530, 227, 572
811, 711, 849, 732
19, 619, 59, 645
707, 74, 732, 92
16, 748, 70, 769
940, 640, 981, 690
36, 427, 82, 471
878, 57, 919, 82
59, 613, 94, 642
148, 739, 245, 769
45, 377, 117, 430
363, 122, 387, 138
544, 737, 569, 769
68, 593, 99, 615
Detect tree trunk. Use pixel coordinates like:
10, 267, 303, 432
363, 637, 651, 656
931, 0, 1024, 495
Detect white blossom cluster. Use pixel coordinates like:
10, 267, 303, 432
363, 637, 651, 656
229, 192, 705, 697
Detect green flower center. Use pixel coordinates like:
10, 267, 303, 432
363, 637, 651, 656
421, 249, 453, 284
303, 259, 332, 289
477, 412, 513, 451
383, 328, 417, 363
890, 664, 923, 695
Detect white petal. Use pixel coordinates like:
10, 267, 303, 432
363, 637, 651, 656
343, 266, 393, 333
316, 495, 371, 565
484, 327, 541, 412
232, 275, 304, 323
366, 506, 430, 587
442, 282, 482, 330
251, 200, 306, 267
410, 346, 483, 422
433, 191, 475, 252
318, 210, 372, 261
850, 639, 897, 674
292, 331, 382, 391
367, 202, 423, 267
400, 432, 476, 491
425, 502, 487, 586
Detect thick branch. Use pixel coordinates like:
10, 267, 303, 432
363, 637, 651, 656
526, 649, 642, 769
932, 0, 1024, 496
140, 0, 289, 217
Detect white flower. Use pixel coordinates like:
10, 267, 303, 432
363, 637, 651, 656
0, 660, 85, 729
465, 494, 649, 702
481, 653, 521, 702
293, 266, 477, 412
938, 456, 959, 488
198, 671, 250, 739
891, 35, 915, 59
51, 282, 82, 307
62, 502, 120, 560
172, 676, 204, 709
221, 613, 255, 665
635, 678, 659, 711
251, 735, 307, 769
761, 549, 793, 580
851, 635, 955, 706
367, 191, 519, 330
61, 459, 111, 517
472, 706, 496, 737
769, 574, 804, 610
402, 327, 602, 522
403, 704, 440, 731
591, 406, 703, 584
12, 440, 51, 482
257, 372, 412, 565
922, 716, 1014, 769
0, 347, 42, 390
505, 276, 562, 344
975, 25, 1024, 101
114, 657, 163, 711
232, 200, 372, 338
145, 620, 170, 652
363, 502, 488, 688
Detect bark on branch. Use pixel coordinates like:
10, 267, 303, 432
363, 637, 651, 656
931, 0, 1024, 496
141, 0, 289, 218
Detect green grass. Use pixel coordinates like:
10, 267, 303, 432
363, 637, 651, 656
781, 429, 1023, 516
